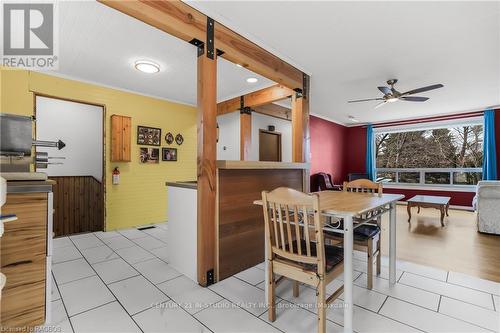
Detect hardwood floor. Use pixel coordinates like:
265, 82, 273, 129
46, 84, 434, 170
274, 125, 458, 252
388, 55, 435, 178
379, 204, 500, 283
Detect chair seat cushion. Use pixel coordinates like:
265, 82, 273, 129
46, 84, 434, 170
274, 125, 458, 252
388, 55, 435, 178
280, 240, 344, 272
325, 220, 380, 241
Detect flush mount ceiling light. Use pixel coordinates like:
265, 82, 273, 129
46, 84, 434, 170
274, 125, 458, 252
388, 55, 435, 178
246, 77, 258, 83
134, 60, 160, 74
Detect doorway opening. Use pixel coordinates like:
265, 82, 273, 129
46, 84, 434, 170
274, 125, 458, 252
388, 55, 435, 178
35, 95, 105, 236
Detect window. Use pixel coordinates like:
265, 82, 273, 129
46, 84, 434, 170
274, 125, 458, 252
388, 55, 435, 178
375, 120, 483, 186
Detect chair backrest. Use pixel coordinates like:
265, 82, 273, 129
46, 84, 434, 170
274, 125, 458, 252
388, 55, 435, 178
318, 172, 334, 190
261, 187, 325, 274
343, 179, 383, 197
348, 173, 369, 181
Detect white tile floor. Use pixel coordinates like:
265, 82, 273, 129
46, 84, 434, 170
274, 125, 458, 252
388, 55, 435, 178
43, 223, 500, 333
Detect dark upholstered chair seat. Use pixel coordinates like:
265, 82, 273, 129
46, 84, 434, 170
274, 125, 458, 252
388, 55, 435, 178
278, 239, 344, 272
325, 220, 381, 242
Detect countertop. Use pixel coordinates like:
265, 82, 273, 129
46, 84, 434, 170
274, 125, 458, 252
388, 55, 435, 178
216, 160, 309, 170
6, 180, 56, 193
165, 181, 197, 190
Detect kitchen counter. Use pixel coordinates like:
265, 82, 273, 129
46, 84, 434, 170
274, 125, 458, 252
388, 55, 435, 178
216, 160, 309, 169
165, 180, 197, 190
6, 180, 56, 193
165, 180, 197, 282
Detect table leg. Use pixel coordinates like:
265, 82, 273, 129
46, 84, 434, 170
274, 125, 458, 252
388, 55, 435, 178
264, 235, 269, 303
407, 203, 412, 223
446, 203, 450, 216
389, 202, 397, 285
343, 215, 354, 333
440, 206, 445, 227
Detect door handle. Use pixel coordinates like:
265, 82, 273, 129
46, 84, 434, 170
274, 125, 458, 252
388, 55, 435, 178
3, 260, 33, 268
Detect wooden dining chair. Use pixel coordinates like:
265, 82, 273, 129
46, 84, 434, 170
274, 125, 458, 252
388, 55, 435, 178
261, 187, 344, 333
325, 179, 383, 289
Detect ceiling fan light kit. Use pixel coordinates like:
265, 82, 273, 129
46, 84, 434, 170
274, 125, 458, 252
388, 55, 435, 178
348, 79, 444, 108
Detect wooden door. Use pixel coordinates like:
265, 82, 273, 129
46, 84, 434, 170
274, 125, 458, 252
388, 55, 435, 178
259, 130, 282, 162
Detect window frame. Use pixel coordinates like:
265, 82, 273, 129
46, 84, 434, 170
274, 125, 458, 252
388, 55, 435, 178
373, 117, 483, 190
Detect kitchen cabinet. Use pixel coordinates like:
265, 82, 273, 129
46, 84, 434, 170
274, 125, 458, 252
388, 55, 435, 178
111, 115, 131, 162
1, 190, 51, 330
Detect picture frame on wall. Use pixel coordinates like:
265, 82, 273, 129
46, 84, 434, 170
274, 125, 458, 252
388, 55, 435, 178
140, 147, 159, 164
162, 148, 177, 161
137, 126, 161, 146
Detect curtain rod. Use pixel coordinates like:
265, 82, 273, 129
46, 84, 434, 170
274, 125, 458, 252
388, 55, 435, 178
361, 110, 485, 129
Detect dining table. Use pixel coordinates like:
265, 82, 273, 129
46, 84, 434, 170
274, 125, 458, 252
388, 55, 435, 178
254, 190, 404, 333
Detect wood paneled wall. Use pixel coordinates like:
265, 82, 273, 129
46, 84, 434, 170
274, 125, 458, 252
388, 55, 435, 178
217, 169, 304, 280
49, 176, 104, 236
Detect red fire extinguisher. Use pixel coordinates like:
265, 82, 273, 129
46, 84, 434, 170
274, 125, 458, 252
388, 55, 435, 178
112, 167, 120, 185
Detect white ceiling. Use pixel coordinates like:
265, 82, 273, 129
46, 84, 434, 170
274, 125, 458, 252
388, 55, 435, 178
52, 1, 274, 106
188, 0, 500, 125
51, 1, 499, 125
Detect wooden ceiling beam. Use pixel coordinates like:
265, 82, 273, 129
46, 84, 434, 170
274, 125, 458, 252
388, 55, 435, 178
217, 84, 293, 115
253, 103, 291, 121
98, 0, 304, 90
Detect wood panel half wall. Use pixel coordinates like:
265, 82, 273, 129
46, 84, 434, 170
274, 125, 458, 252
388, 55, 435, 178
217, 165, 306, 280
49, 176, 104, 236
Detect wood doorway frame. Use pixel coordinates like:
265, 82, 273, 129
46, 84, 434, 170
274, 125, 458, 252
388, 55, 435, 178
33, 93, 107, 234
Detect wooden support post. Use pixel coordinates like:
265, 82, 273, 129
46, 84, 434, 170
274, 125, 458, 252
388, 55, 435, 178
291, 74, 310, 191
291, 75, 310, 164
240, 110, 252, 160
197, 19, 217, 286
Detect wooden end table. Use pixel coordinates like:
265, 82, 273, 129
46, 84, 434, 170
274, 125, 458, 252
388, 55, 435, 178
407, 195, 451, 227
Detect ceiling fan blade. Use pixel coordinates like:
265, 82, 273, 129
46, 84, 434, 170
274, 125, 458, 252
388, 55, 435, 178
402, 84, 444, 96
374, 101, 387, 109
348, 98, 384, 103
378, 86, 391, 95
400, 96, 429, 102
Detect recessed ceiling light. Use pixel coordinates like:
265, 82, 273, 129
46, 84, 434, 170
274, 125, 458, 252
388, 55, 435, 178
348, 116, 359, 123
246, 77, 258, 83
134, 60, 160, 74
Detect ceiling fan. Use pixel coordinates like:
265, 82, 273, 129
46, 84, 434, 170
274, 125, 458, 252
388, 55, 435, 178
348, 79, 444, 109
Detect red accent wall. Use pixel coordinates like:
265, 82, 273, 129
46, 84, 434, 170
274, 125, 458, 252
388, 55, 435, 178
383, 188, 475, 207
310, 116, 347, 184
345, 126, 367, 179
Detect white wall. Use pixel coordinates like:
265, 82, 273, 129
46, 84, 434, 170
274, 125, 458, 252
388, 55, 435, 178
216, 112, 240, 160
216, 111, 292, 162
251, 113, 292, 162
35, 96, 103, 181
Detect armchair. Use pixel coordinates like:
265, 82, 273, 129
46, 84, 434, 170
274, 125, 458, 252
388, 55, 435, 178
473, 181, 500, 235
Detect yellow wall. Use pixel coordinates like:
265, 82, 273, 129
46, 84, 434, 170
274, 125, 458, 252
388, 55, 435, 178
1, 68, 197, 230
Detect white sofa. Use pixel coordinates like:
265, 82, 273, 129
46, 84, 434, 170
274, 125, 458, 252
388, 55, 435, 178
473, 181, 500, 235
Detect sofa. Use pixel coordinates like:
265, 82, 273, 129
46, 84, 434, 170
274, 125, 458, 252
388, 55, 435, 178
473, 181, 500, 235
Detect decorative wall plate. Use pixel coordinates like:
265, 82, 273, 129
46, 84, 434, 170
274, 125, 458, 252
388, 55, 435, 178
175, 133, 184, 145
165, 132, 174, 145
